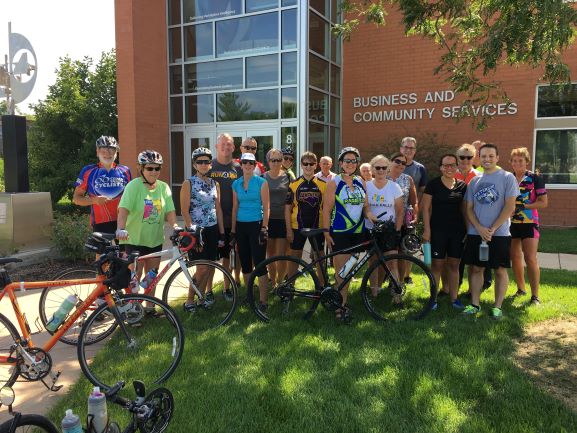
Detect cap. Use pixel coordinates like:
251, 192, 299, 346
240, 153, 256, 161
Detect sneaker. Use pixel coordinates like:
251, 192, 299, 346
490, 307, 503, 320
258, 303, 268, 313
183, 302, 197, 314
204, 291, 215, 306
514, 289, 527, 297
452, 299, 465, 310
430, 302, 438, 311
462, 305, 480, 316
223, 289, 234, 302
530, 296, 541, 305
404, 276, 413, 285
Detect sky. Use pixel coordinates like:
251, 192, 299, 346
1, 0, 115, 113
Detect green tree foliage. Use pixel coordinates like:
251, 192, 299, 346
28, 50, 117, 203
335, 0, 577, 127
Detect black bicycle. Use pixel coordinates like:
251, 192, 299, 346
246, 217, 437, 322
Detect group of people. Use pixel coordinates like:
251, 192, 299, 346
74, 134, 547, 321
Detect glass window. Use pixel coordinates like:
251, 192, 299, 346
183, 0, 242, 23
217, 90, 278, 121
246, 55, 278, 88
186, 94, 214, 123
330, 64, 340, 95
310, 0, 329, 18
535, 129, 577, 185
309, 89, 328, 123
309, 53, 329, 91
169, 28, 182, 63
331, 34, 341, 64
282, 52, 297, 85
170, 65, 183, 95
330, 126, 339, 161
537, 84, 577, 118
281, 0, 297, 5
247, 0, 278, 13
309, 11, 329, 57
170, 97, 183, 124
331, 0, 340, 23
281, 126, 298, 153
216, 13, 279, 57
185, 59, 243, 92
309, 122, 328, 158
282, 9, 297, 49
330, 96, 340, 124
185, 23, 213, 61
171, 131, 184, 183
169, 0, 181, 25
282, 87, 297, 119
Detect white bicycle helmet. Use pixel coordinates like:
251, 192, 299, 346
137, 150, 163, 165
192, 147, 212, 161
338, 146, 361, 162
95, 136, 119, 149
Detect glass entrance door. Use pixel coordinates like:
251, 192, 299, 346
184, 129, 212, 179
228, 129, 278, 167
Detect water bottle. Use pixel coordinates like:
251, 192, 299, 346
140, 268, 158, 289
422, 242, 432, 266
61, 409, 83, 433
405, 205, 413, 227
129, 271, 139, 294
479, 240, 489, 262
88, 386, 108, 433
46, 294, 77, 332
338, 253, 359, 278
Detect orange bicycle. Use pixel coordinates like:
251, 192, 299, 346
0, 236, 185, 392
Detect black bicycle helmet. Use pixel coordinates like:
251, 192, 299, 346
137, 150, 163, 165
338, 146, 361, 162
95, 136, 119, 149
192, 147, 212, 161
281, 146, 294, 156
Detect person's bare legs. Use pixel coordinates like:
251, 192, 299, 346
468, 265, 484, 306
445, 257, 461, 301
143, 256, 162, 307
267, 238, 287, 285
522, 237, 540, 298
493, 267, 508, 308
333, 253, 351, 305
187, 265, 208, 304
510, 238, 525, 293
431, 258, 445, 297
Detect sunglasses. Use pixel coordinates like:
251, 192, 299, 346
442, 163, 457, 169
459, 155, 474, 160
283, 156, 294, 161
342, 158, 358, 164
374, 166, 388, 171
302, 162, 316, 167
195, 160, 211, 165
393, 159, 407, 166
241, 160, 256, 165
269, 158, 282, 163
144, 166, 161, 172
242, 146, 257, 151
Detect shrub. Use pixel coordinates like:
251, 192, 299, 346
52, 212, 92, 260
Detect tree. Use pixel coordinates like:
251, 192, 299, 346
28, 50, 117, 203
335, 0, 577, 127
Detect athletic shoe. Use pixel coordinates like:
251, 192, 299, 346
183, 303, 197, 314
431, 302, 438, 311
490, 307, 503, 320
223, 289, 234, 302
204, 291, 215, 306
514, 289, 527, 297
452, 299, 465, 310
530, 296, 541, 305
462, 305, 480, 317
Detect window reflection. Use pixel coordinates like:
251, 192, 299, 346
185, 23, 213, 60
537, 84, 577, 118
169, 28, 182, 63
282, 88, 297, 119
171, 131, 184, 183
309, 11, 328, 57
217, 90, 278, 121
186, 94, 214, 123
282, 52, 297, 85
282, 9, 297, 49
281, 0, 297, 5
185, 59, 243, 92
309, 122, 328, 158
171, 97, 183, 124
216, 13, 278, 57
331, 64, 340, 95
247, 55, 278, 88
310, 0, 329, 18
309, 89, 328, 122
247, 0, 278, 13
330, 96, 340, 124
309, 53, 329, 91
535, 129, 577, 184
169, 0, 181, 25
170, 65, 183, 94
183, 0, 241, 23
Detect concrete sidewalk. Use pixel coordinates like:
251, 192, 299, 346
538, 252, 577, 271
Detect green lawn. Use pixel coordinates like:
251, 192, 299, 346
48, 269, 577, 433
539, 227, 577, 254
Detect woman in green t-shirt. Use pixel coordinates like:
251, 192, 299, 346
116, 150, 180, 298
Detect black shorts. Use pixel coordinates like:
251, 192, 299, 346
218, 228, 234, 260
124, 244, 162, 258
92, 221, 117, 235
431, 230, 465, 259
290, 229, 325, 252
510, 223, 540, 240
463, 235, 511, 269
188, 225, 219, 261
268, 219, 287, 239
236, 221, 267, 276
331, 232, 367, 254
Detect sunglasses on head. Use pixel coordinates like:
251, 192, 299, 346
242, 146, 257, 151
195, 159, 211, 165
241, 160, 256, 165
459, 155, 474, 160
302, 162, 316, 167
342, 158, 358, 164
374, 166, 388, 171
144, 166, 161, 172
393, 159, 407, 166
269, 158, 282, 163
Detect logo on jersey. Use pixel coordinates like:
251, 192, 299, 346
143, 199, 161, 224
211, 170, 238, 180
93, 168, 128, 199
474, 183, 499, 205
298, 191, 321, 207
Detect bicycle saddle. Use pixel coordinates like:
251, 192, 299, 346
299, 228, 328, 237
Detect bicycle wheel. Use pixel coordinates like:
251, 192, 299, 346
247, 256, 322, 323
39, 267, 115, 346
138, 387, 174, 433
162, 260, 238, 332
0, 313, 20, 389
77, 294, 185, 390
360, 254, 436, 321
0, 414, 59, 433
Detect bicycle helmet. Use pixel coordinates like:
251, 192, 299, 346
281, 146, 294, 156
192, 147, 212, 161
95, 136, 119, 149
338, 146, 361, 162
137, 150, 163, 165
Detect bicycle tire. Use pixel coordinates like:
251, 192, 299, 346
247, 255, 322, 323
162, 260, 238, 332
138, 387, 174, 433
77, 294, 185, 390
360, 254, 437, 321
38, 267, 116, 346
0, 414, 59, 433
0, 313, 21, 389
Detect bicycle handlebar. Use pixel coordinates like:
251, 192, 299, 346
169, 227, 201, 253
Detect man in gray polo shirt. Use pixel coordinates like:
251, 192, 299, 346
400, 137, 427, 198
